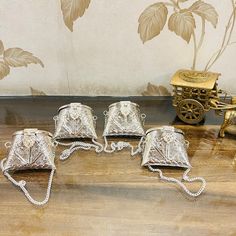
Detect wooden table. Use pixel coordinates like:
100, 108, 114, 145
0, 97, 235, 236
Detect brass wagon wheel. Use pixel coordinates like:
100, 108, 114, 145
176, 99, 205, 124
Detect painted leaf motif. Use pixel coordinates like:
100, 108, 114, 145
30, 87, 47, 96
0, 62, 10, 80
60, 0, 91, 32
189, 0, 218, 27
168, 10, 196, 43
142, 83, 171, 96
138, 3, 168, 43
3, 48, 44, 67
0, 41, 4, 55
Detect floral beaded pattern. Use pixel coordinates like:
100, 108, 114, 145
103, 101, 146, 155
142, 126, 191, 168
1, 129, 56, 206
53, 103, 103, 161
2, 129, 55, 172
141, 126, 206, 197
54, 103, 98, 140
103, 101, 145, 137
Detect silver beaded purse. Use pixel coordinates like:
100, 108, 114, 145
141, 126, 206, 197
1, 129, 56, 206
53, 103, 103, 160
103, 101, 146, 155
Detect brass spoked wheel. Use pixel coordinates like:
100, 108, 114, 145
177, 99, 205, 124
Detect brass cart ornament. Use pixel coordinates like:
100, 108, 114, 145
171, 69, 236, 124
219, 97, 236, 138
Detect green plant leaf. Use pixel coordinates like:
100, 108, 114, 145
189, 0, 218, 27
168, 10, 196, 43
138, 3, 168, 43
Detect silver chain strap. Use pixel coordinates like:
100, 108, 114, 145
148, 165, 206, 197
103, 136, 144, 156
1, 158, 55, 206
55, 139, 103, 160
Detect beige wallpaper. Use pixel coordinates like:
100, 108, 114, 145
0, 0, 235, 96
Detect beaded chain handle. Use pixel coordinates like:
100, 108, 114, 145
146, 126, 206, 197
55, 139, 103, 160
103, 136, 144, 156
1, 140, 55, 206
148, 165, 206, 197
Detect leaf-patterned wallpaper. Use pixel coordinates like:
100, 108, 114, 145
138, 0, 235, 72
0, 0, 235, 96
60, 0, 91, 32
0, 41, 43, 80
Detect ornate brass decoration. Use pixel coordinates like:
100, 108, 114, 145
176, 99, 205, 124
170, 69, 236, 124
179, 71, 212, 83
219, 97, 236, 138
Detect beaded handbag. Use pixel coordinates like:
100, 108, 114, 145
53, 103, 103, 160
141, 126, 206, 197
103, 101, 146, 155
1, 129, 56, 206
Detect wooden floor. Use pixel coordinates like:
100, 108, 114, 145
0, 97, 236, 236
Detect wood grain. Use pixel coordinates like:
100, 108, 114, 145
0, 97, 236, 236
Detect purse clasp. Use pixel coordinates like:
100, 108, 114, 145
23, 129, 38, 148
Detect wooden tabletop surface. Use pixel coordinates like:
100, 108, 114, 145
0, 97, 235, 236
